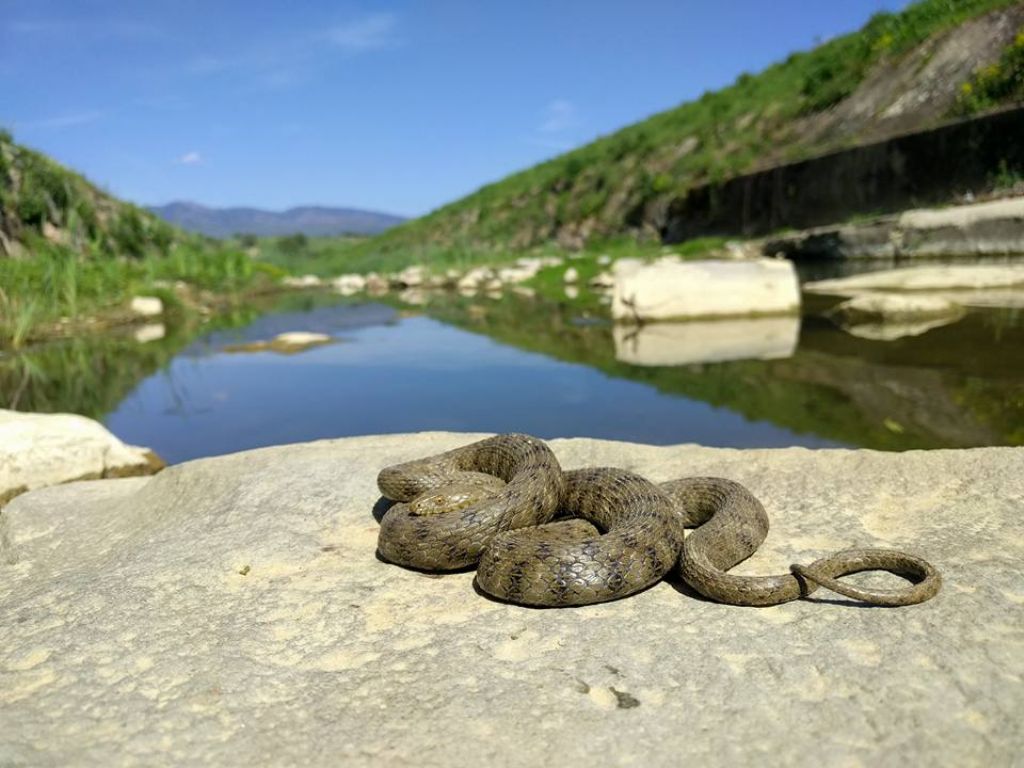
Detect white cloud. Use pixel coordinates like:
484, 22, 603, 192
540, 99, 576, 133
176, 151, 202, 165
325, 13, 399, 53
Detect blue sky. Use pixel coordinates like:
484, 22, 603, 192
2, 0, 912, 217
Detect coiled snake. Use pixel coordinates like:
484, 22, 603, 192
376, 433, 941, 607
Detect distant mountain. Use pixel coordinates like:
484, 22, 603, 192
149, 202, 406, 238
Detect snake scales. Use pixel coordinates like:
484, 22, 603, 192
376, 433, 941, 607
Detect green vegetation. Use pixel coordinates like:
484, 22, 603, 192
344, 0, 1019, 264
250, 233, 367, 275
955, 28, 1024, 115
0, 132, 281, 347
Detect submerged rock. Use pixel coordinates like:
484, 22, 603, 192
825, 292, 968, 340
612, 258, 800, 321
826, 293, 966, 324
1, 433, 1021, 765
223, 331, 333, 354
0, 409, 163, 506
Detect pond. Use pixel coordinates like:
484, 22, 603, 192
3, 271, 1023, 463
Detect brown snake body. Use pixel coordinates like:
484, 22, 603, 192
376, 433, 941, 607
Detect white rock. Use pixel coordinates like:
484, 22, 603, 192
129, 295, 163, 317
364, 273, 389, 295
397, 265, 426, 287
276, 331, 328, 345
564, 285, 579, 299
614, 316, 799, 366
724, 240, 758, 260
588, 271, 615, 290
282, 275, 322, 289
457, 267, 493, 291
563, 267, 579, 284
224, 332, 333, 355
1, 434, 1021, 765
612, 258, 800, 321
805, 265, 1024, 295
597, 254, 612, 266
497, 265, 539, 283
332, 274, 366, 296
897, 196, 1024, 230
0, 409, 162, 505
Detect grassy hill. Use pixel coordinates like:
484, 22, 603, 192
352, 0, 1024, 264
0, 129, 178, 261
0, 131, 280, 347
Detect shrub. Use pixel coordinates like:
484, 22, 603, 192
277, 233, 308, 256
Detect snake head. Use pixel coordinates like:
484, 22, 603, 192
408, 477, 506, 516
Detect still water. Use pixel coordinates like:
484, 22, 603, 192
4, 279, 1023, 463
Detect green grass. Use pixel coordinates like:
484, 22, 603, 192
0, 238, 276, 347
0, 131, 285, 347
954, 28, 1024, 115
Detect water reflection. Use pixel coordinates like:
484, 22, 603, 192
2, 288, 1022, 461
613, 316, 799, 366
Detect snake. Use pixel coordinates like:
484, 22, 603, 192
376, 433, 941, 607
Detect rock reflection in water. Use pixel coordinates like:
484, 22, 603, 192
838, 316, 963, 341
613, 316, 800, 366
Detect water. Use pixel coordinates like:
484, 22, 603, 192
4, 278, 1023, 463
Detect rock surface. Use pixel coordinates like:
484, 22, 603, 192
128, 295, 163, 318
612, 258, 800, 321
763, 193, 1024, 260
0, 409, 163, 506
806, 264, 1024, 294
281, 274, 323, 289
2, 433, 1022, 766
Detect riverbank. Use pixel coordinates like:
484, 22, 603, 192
0, 240, 287, 348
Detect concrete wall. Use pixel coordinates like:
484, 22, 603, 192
662, 106, 1024, 243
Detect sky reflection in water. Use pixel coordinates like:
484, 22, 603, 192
104, 308, 844, 463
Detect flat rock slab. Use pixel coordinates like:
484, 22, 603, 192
612, 258, 800, 321
1, 434, 1022, 767
806, 264, 1024, 294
